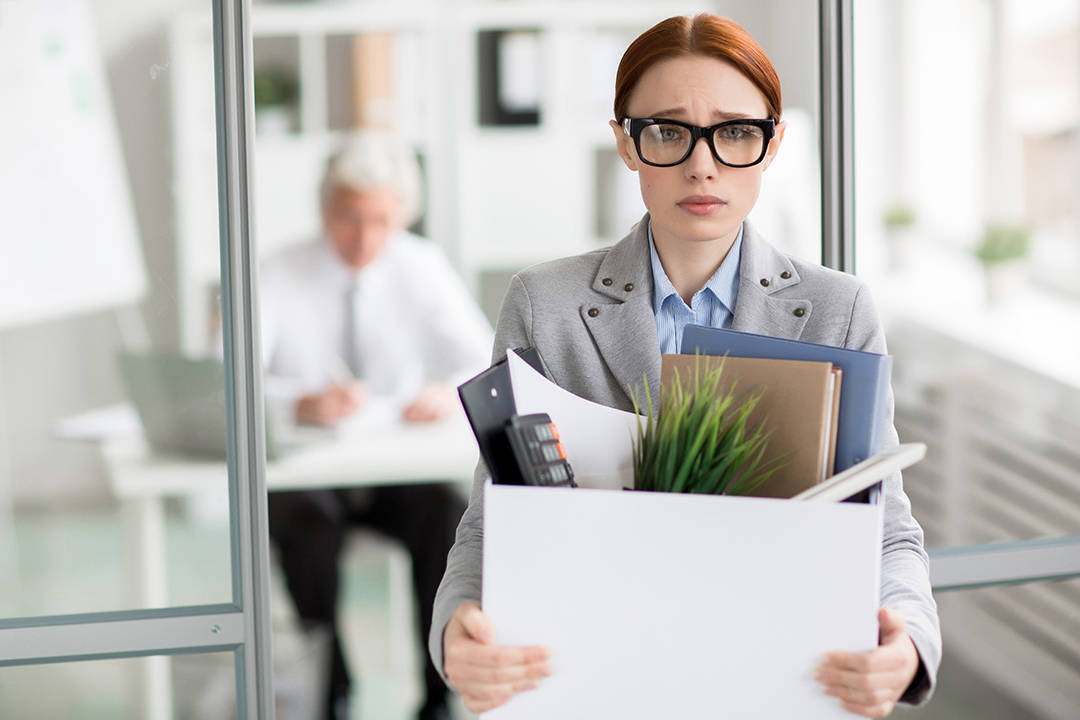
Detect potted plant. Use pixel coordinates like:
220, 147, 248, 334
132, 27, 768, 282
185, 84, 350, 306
253, 66, 299, 135
881, 202, 916, 272
975, 223, 1030, 304
631, 358, 785, 495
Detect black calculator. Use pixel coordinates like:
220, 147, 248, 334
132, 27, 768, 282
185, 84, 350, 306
504, 413, 577, 488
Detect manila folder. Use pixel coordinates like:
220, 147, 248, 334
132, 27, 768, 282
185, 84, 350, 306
661, 354, 839, 498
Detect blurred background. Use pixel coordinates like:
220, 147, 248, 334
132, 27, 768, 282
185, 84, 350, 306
0, 0, 1076, 718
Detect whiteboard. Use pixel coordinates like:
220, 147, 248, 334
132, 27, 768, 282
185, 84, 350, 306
0, 0, 146, 329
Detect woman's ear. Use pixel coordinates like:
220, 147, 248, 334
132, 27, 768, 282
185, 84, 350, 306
761, 119, 786, 171
609, 120, 639, 171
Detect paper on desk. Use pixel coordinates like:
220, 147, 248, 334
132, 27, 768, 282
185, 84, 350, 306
506, 349, 640, 490
483, 484, 882, 720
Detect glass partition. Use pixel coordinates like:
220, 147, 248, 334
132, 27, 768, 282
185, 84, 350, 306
0, 652, 238, 720
854, 1, 1080, 717
0, 0, 231, 619
853, 0, 1080, 548
894, 579, 1080, 719
0, 0, 273, 717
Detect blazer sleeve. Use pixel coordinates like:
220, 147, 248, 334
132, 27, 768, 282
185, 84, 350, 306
846, 284, 942, 705
428, 273, 535, 684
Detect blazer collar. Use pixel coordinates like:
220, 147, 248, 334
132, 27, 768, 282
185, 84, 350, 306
582, 217, 661, 411
730, 221, 811, 340
578, 216, 811, 412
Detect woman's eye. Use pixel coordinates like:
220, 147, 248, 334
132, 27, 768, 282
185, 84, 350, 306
658, 127, 681, 141
718, 125, 760, 141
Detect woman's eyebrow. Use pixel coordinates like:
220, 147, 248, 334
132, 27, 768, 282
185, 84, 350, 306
714, 110, 755, 120
646, 108, 757, 121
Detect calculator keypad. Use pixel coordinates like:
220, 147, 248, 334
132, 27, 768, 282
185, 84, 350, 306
505, 414, 576, 488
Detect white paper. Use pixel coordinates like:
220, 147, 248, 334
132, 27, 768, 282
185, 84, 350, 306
506, 350, 641, 490
483, 484, 882, 720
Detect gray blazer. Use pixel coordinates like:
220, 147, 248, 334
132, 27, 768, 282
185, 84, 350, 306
430, 217, 942, 703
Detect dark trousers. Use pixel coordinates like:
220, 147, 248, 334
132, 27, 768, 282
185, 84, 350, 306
268, 484, 465, 720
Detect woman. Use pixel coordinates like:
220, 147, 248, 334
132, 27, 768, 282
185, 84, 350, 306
430, 14, 941, 718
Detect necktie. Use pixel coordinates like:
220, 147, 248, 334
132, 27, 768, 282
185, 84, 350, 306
343, 277, 363, 380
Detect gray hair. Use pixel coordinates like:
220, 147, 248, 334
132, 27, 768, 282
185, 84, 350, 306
319, 131, 423, 225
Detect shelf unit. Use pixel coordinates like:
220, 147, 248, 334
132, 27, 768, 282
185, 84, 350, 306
170, 1, 713, 352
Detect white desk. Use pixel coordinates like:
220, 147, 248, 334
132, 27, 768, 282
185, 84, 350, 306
102, 408, 478, 603
104, 409, 480, 497
80, 408, 479, 720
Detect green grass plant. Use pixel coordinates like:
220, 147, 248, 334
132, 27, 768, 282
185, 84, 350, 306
631, 356, 785, 495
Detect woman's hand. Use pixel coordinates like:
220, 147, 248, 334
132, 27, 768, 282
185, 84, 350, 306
443, 601, 552, 714
815, 607, 921, 718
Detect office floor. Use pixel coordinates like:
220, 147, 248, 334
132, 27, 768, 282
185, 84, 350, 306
2, 502, 471, 720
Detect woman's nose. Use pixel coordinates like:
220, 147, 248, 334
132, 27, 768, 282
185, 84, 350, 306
683, 137, 717, 181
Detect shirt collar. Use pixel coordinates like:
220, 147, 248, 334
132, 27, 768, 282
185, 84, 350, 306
319, 233, 398, 287
647, 221, 743, 314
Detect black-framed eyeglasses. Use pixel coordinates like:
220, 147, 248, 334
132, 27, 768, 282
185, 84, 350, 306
621, 117, 776, 168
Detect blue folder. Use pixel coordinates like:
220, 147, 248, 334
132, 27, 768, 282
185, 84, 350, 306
681, 324, 893, 473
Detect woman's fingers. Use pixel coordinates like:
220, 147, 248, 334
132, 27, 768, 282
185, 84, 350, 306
840, 699, 896, 719
448, 641, 550, 669
449, 656, 552, 685
815, 607, 921, 718
443, 601, 552, 713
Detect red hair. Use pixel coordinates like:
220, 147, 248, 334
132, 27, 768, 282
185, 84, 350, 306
613, 14, 782, 124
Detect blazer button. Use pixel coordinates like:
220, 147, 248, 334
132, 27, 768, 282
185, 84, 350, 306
793, 307, 805, 317
760, 278, 770, 287
623, 283, 634, 292
588, 308, 600, 318
780, 271, 791, 279
602, 277, 613, 286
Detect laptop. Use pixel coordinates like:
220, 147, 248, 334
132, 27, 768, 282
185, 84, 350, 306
119, 351, 232, 458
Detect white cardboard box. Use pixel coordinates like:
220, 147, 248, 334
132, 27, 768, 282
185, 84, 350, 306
482, 483, 884, 719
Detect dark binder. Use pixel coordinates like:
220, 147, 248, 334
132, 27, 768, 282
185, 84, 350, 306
457, 348, 545, 485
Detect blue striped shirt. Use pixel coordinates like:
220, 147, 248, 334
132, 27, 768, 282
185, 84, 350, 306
648, 222, 743, 355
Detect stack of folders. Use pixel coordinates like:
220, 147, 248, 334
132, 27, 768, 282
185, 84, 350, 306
678, 324, 899, 499
681, 325, 894, 472
661, 354, 841, 498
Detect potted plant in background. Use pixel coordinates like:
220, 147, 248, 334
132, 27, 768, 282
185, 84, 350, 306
975, 223, 1031, 304
882, 202, 917, 272
253, 66, 299, 136
631, 360, 786, 495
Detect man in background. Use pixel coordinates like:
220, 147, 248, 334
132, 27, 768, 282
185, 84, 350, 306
260, 132, 493, 720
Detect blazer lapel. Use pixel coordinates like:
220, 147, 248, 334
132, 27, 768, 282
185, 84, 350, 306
731, 221, 812, 340
581, 218, 661, 411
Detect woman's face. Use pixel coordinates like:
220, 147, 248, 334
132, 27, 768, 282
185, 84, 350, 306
611, 54, 784, 247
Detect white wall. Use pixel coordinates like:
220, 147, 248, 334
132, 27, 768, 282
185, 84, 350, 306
1, 0, 200, 504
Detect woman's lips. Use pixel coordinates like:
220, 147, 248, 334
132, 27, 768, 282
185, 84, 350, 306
677, 195, 725, 216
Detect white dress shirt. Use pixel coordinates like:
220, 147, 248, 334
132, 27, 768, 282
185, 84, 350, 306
259, 232, 494, 419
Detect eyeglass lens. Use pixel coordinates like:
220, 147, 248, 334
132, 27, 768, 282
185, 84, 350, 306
638, 123, 767, 166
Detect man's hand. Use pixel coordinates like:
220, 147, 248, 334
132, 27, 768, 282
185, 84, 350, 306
295, 383, 366, 426
816, 607, 921, 718
402, 383, 456, 423
443, 601, 551, 714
